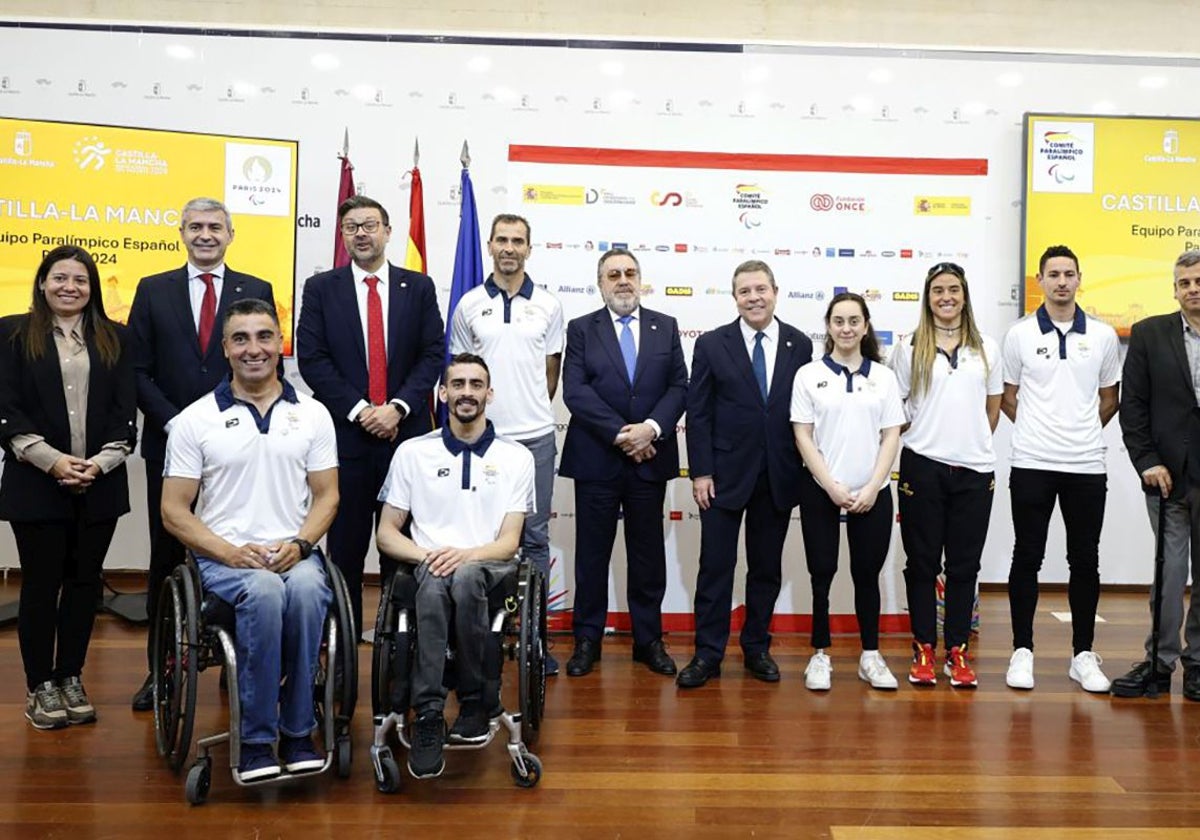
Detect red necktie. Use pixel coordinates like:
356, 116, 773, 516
365, 275, 387, 404
197, 272, 216, 353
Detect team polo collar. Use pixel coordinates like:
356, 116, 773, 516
1035, 304, 1087, 335
821, 354, 872, 393
484, 275, 535, 300
442, 421, 497, 490
214, 376, 297, 433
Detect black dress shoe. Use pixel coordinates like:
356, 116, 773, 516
566, 638, 601, 677
1184, 665, 1200, 702
632, 639, 677, 676
1111, 660, 1172, 697
131, 673, 154, 712
744, 651, 781, 683
676, 656, 721, 688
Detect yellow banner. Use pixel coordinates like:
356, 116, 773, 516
1024, 114, 1200, 336
0, 118, 297, 352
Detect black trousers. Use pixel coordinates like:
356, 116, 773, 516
571, 472, 668, 647
797, 475, 893, 650
11, 502, 118, 691
692, 470, 792, 663
898, 448, 994, 651
1008, 467, 1106, 655
144, 458, 186, 667
327, 448, 397, 636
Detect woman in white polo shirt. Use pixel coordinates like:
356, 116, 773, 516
888, 263, 1002, 689
792, 292, 905, 691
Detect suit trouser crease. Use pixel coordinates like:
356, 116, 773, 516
571, 472, 668, 646
898, 448, 994, 650
196, 555, 331, 744
1144, 490, 1200, 669
1008, 467, 1106, 654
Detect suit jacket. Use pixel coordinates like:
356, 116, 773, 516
295, 263, 444, 458
559, 306, 688, 483
686, 318, 814, 511
128, 266, 274, 462
0, 315, 137, 523
1121, 311, 1197, 497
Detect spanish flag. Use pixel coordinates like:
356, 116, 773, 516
404, 163, 426, 274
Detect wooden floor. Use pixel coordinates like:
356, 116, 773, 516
1, 580, 1198, 839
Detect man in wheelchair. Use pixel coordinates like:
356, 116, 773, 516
160, 299, 340, 782
376, 352, 534, 779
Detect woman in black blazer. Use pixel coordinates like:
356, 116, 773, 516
0, 245, 137, 729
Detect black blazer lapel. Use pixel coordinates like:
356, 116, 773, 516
720, 320, 761, 401
31, 333, 68, 438
170, 268, 202, 361
768, 323, 800, 405
386, 265, 410, 368
1165, 316, 1197, 405
593, 310, 629, 386
335, 267, 368, 371
632, 310, 666, 387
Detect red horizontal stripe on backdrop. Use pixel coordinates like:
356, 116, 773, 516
509, 144, 988, 176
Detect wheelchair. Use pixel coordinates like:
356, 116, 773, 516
151, 550, 358, 805
369, 557, 547, 792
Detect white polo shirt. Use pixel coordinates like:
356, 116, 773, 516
1002, 305, 1120, 474
449, 275, 564, 440
380, 423, 535, 551
791, 356, 906, 490
164, 378, 339, 544
889, 334, 1003, 472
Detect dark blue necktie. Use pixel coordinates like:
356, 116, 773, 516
752, 331, 767, 401
618, 315, 637, 383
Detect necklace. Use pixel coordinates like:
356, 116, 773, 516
934, 324, 961, 333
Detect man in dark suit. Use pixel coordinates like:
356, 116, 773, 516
1115, 249, 1200, 701
128, 197, 274, 710
677, 260, 814, 688
559, 249, 688, 677
296, 195, 444, 636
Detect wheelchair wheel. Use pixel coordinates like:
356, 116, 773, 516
185, 757, 212, 805
328, 559, 358, 724
375, 749, 402, 794
153, 570, 199, 772
510, 752, 542, 788
517, 565, 547, 746
336, 736, 353, 779
370, 572, 397, 717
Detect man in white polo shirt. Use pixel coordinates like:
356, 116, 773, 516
449, 213, 563, 674
376, 353, 534, 780
1001, 244, 1120, 693
161, 299, 339, 782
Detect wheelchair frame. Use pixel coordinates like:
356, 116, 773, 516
151, 550, 358, 804
368, 558, 547, 791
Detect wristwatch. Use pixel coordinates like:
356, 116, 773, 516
290, 537, 314, 559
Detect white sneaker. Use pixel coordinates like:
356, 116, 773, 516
804, 651, 832, 691
1006, 647, 1035, 689
857, 650, 898, 690
1069, 651, 1111, 693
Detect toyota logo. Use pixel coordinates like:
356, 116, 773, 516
810, 193, 834, 211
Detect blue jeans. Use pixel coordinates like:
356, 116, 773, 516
518, 431, 556, 580
196, 554, 332, 745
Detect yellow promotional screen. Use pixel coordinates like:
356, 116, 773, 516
0, 117, 298, 352
1023, 113, 1200, 336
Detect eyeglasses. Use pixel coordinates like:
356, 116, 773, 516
604, 268, 640, 280
927, 262, 964, 279
340, 219, 383, 235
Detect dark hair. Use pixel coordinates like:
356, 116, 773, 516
731, 259, 776, 293
1038, 244, 1079, 275
337, 195, 390, 227
223, 298, 280, 334
823, 291, 883, 362
444, 352, 491, 385
18, 246, 119, 367
597, 248, 640, 279
489, 213, 530, 242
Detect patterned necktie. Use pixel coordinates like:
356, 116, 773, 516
197, 272, 216, 353
365, 275, 387, 404
617, 314, 637, 383
752, 331, 768, 401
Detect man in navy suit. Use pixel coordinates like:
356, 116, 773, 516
296, 196, 444, 636
128, 197, 275, 710
559, 249, 688, 677
677, 260, 815, 688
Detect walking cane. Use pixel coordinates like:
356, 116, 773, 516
1146, 493, 1168, 699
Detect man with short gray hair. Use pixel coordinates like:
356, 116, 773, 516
127, 196, 275, 711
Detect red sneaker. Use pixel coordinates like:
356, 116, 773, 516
944, 645, 978, 688
908, 642, 937, 686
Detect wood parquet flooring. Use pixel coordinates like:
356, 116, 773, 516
0, 580, 1197, 838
